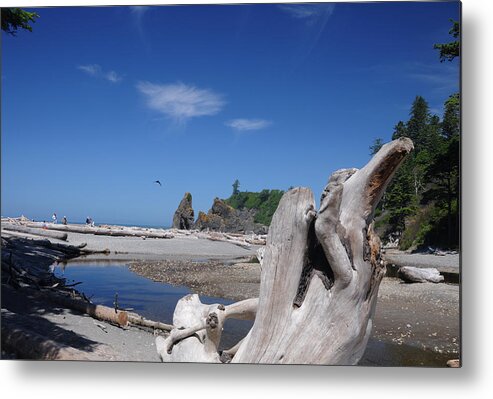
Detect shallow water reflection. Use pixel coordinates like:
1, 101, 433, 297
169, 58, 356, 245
54, 261, 252, 349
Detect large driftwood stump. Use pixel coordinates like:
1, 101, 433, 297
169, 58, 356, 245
158, 138, 413, 365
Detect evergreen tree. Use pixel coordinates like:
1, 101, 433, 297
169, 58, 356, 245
369, 138, 383, 155
381, 122, 415, 236
391, 121, 407, 140
406, 96, 430, 152
422, 93, 460, 248
232, 179, 240, 196
1, 8, 39, 35
434, 20, 460, 62
373, 19, 460, 250
442, 93, 460, 139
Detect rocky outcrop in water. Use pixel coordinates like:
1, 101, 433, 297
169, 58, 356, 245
194, 198, 267, 234
172, 192, 195, 230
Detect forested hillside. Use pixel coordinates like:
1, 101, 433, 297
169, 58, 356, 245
225, 180, 284, 226
371, 20, 460, 250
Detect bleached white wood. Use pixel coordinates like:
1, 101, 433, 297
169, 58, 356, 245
399, 266, 444, 283
160, 138, 414, 365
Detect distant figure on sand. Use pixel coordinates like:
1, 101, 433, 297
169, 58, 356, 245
86, 217, 95, 227
52, 213, 57, 224
62, 216, 67, 225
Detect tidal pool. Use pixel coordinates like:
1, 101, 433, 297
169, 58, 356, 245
54, 260, 451, 366
53, 261, 252, 350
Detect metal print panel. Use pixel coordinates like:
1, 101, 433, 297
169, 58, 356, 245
1, 1, 461, 366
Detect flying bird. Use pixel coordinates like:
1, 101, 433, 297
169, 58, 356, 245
154, 180, 162, 186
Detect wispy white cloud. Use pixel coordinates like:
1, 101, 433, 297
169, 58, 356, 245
77, 64, 101, 76
136, 81, 225, 123
77, 64, 123, 83
129, 6, 149, 16
105, 70, 123, 83
225, 118, 272, 132
278, 3, 335, 24
130, 6, 150, 47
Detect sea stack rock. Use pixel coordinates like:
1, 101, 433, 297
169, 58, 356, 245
172, 192, 195, 230
194, 197, 267, 234
193, 198, 230, 231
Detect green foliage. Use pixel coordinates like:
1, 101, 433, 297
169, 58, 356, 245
369, 138, 383, 156
399, 205, 435, 250
442, 93, 460, 139
391, 121, 407, 140
434, 20, 460, 62
225, 189, 284, 226
1, 8, 39, 35
375, 91, 460, 249
232, 179, 240, 196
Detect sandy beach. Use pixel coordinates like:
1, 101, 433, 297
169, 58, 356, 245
1, 225, 460, 365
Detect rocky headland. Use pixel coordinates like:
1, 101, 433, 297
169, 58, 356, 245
172, 193, 269, 235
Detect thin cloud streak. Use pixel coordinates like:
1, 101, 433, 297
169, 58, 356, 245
278, 3, 335, 24
77, 64, 123, 83
136, 81, 225, 123
105, 70, 123, 83
129, 6, 149, 16
129, 6, 151, 50
77, 64, 101, 76
226, 118, 272, 131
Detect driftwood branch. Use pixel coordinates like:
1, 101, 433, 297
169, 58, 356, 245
18, 222, 175, 239
2, 224, 68, 241
156, 296, 258, 362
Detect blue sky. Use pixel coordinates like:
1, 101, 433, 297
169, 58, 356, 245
1, 2, 460, 227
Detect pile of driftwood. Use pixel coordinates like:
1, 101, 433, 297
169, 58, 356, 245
163, 228, 266, 249
1, 235, 173, 360
196, 231, 266, 249
1, 219, 266, 250
1, 220, 175, 240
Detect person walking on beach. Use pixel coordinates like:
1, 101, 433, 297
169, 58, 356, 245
52, 213, 57, 224
62, 216, 67, 225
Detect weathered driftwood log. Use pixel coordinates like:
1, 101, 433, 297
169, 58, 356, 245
2, 224, 68, 241
5, 284, 131, 327
3, 236, 106, 258
127, 313, 173, 332
4, 281, 173, 331
22, 222, 174, 239
398, 266, 444, 283
158, 138, 413, 365
205, 232, 252, 249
